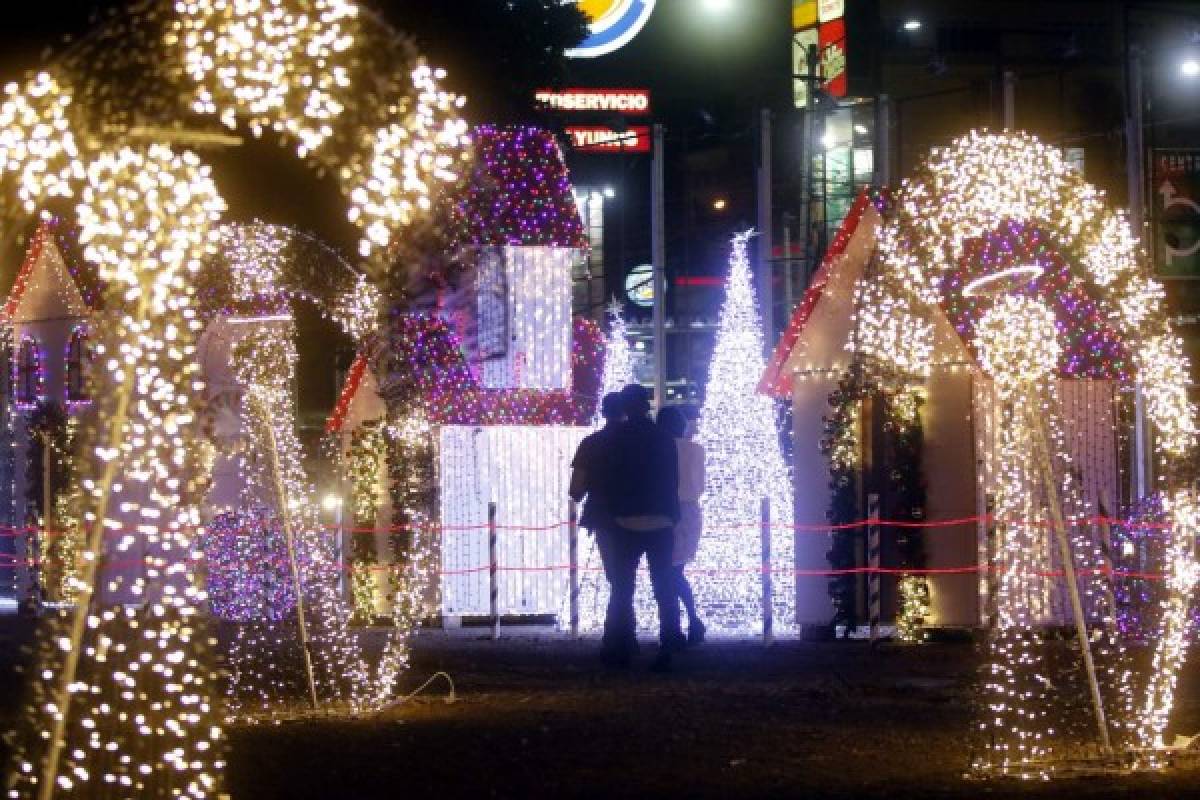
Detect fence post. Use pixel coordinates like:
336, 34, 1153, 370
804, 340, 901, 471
488, 501, 499, 640
568, 499, 580, 638
868, 493, 881, 644
761, 496, 773, 644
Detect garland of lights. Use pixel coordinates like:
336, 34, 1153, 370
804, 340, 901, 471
347, 418, 389, 623
850, 132, 1195, 775
3, 1, 472, 794
1112, 495, 1200, 645
819, 363, 927, 639
25, 402, 82, 605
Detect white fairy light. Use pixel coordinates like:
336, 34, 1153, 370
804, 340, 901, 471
695, 231, 795, 634
594, 300, 633, 423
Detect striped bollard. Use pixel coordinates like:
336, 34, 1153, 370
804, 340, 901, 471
868, 493, 881, 644
488, 501, 499, 640
761, 497, 773, 644
568, 499, 580, 638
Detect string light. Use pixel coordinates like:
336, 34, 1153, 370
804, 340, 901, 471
2, 0, 475, 791
695, 231, 795, 634
10, 143, 228, 798
845, 131, 1196, 775
594, 299, 634, 423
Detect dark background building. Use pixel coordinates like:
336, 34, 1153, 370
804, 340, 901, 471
547, 0, 1200, 397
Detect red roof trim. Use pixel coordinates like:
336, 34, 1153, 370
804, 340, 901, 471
325, 353, 370, 434
757, 188, 876, 397
2, 219, 55, 321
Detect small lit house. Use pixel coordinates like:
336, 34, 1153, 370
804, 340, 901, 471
327, 125, 600, 622
760, 189, 1124, 633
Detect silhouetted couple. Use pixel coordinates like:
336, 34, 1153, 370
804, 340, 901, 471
570, 383, 706, 672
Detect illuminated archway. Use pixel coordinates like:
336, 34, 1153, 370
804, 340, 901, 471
854, 131, 1198, 774
2, 2, 469, 796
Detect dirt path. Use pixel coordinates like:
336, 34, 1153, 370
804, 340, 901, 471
225, 634, 1200, 800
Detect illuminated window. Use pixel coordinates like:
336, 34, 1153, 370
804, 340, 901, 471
66, 327, 90, 404
15, 337, 43, 408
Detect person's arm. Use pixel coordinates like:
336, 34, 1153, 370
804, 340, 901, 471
569, 466, 587, 502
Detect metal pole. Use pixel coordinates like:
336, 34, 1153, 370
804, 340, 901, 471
568, 499, 580, 638
488, 500, 499, 640
761, 496, 774, 644
798, 45, 818, 291
1026, 399, 1111, 750
1134, 389, 1149, 500
1002, 70, 1016, 130
252, 395, 319, 710
757, 108, 774, 351
651, 123, 667, 409
868, 493, 881, 644
1127, 44, 1146, 234
782, 220, 794, 317
876, 94, 892, 188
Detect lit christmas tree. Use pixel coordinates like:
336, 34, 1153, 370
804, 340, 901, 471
695, 231, 795, 634
595, 298, 634, 424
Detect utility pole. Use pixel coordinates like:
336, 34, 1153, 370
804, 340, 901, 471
1126, 37, 1150, 499
757, 108, 774, 351
876, 94, 892, 188
651, 123, 666, 409
1002, 70, 1017, 129
1126, 46, 1146, 235
782, 217, 794, 318
798, 42, 819, 302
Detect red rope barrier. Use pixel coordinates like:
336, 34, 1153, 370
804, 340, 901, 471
0, 555, 1172, 582
0, 514, 1179, 539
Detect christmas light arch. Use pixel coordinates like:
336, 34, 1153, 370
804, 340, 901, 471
854, 130, 1199, 775
2, 1, 470, 796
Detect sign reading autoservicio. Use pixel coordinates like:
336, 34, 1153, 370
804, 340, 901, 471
535, 88, 651, 114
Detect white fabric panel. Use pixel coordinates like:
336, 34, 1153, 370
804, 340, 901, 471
439, 425, 590, 615
479, 247, 575, 390
972, 378, 1120, 626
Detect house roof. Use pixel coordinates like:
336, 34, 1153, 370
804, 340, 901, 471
326, 352, 371, 434
3, 217, 99, 323
450, 125, 589, 250
758, 189, 877, 397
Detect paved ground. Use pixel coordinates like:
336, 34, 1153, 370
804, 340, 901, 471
3, 620, 1200, 798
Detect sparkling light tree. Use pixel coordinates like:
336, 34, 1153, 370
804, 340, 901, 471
695, 231, 795, 634
595, 299, 633, 422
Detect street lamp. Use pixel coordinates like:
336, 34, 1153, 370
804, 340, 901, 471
903, 19, 922, 32
1182, 58, 1200, 78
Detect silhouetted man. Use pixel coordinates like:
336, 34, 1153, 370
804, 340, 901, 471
569, 392, 625, 659
607, 383, 683, 670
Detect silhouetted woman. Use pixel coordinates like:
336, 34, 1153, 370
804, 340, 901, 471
656, 405, 706, 645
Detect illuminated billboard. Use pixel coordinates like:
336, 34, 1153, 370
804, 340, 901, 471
567, 0, 657, 59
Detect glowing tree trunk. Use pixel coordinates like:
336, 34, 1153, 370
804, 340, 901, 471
974, 295, 1130, 775
694, 231, 795, 634
10, 147, 227, 799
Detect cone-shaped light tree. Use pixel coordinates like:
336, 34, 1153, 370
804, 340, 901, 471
595, 299, 634, 423
695, 231, 795, 634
